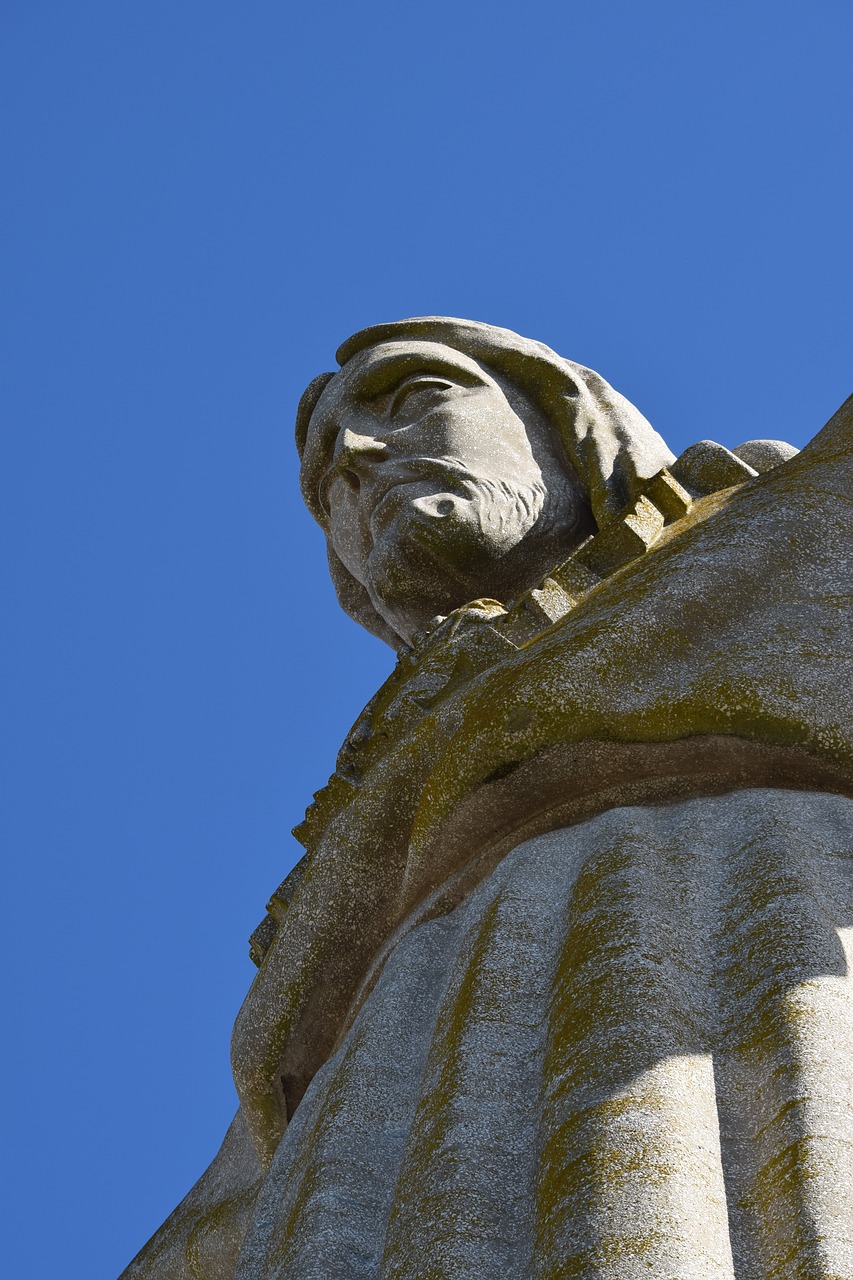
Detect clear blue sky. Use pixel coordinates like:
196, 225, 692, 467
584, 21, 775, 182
1, 2, 850, 1275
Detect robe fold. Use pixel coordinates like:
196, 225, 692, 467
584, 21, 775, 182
121, 396, 853, 1280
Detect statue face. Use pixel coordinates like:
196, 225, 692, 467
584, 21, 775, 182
301, 340, 592, 643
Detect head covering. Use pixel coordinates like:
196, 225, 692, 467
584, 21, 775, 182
295, 317, 675, 646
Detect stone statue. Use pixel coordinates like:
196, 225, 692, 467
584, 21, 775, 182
122, 319, 853, 1279
295, 317, 671, 647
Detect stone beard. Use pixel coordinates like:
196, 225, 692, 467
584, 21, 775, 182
121, 318, 853, 1280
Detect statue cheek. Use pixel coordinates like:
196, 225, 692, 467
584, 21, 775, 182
330, 506, 373, 584
445, 414, 540, 484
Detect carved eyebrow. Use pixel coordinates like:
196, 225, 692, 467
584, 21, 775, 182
368, 370, 455, 404
352, 353, 482, 401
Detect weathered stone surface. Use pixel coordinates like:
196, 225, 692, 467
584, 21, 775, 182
733, 437, 800, 472
296, 317, 676, 647
235, 790, 853, 1278
670, 438, 758, 495
121, 320, 852, 1279
121, 1109, 262, 1280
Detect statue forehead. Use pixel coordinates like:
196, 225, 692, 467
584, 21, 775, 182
311, 339, 491, 424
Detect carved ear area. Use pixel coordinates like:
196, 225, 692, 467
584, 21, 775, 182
295, 371, 336, 458
295, 371, 337, 527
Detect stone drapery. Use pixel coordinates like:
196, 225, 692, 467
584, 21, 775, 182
236, 790, 853, 1279
120, 395, 853, 1279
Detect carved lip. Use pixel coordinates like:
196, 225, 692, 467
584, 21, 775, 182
368, 462, 471, 537
369, 481, 448, 538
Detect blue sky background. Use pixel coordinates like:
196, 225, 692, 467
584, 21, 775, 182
1, 2, 850, 1274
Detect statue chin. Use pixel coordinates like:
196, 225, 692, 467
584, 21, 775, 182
359, 475, 586, 643
365, 548, 482, 644
360, 504, 501, 641
363, 501, 593, 645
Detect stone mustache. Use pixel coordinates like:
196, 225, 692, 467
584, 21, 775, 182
122, 319, 853, 1280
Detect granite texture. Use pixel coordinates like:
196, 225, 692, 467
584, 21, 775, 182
296, 318, 676, 647
121, 322, 853, 1279
234, 790, 853, 1279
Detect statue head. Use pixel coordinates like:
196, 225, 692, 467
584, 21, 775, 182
296, 318, 674, 648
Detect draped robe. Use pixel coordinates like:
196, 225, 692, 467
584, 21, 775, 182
122, 396, 853, 1280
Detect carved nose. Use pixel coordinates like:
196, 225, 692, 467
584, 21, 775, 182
335, 427, 388, 471
333, 430, 389, 488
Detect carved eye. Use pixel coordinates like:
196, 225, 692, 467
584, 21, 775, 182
387, 375, 454, 417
